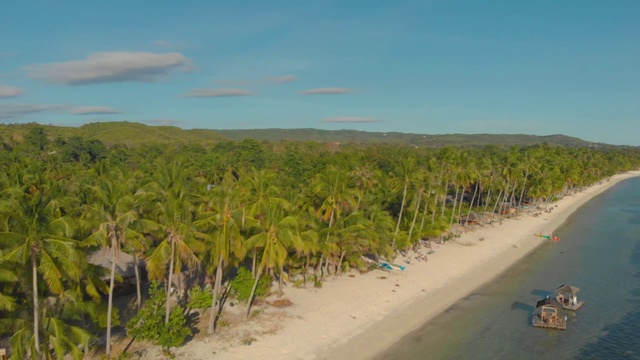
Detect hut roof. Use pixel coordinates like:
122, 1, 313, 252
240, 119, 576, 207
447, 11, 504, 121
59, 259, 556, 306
467, 212, 481, 221
555, 284, 580, 294
87, 248, 144, 279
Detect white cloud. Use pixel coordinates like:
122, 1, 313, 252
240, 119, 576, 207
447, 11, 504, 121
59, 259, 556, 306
265, 74, 298, 84
69, 106, 120, 115
26, 52, 192, 85
322, 117, 380, 123
300, 87, 354, 95
0, 85, 24, 98
214, 74, 298, 86
0, 103, 65, 120
184, 88, 254, 97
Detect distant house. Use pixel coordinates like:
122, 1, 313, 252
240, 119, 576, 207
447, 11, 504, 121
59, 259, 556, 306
459, 211, 481, 225
87, 248, 146, 296
497, 202, 515, 215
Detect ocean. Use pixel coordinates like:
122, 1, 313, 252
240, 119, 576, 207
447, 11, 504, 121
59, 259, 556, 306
376, 177, 640, 360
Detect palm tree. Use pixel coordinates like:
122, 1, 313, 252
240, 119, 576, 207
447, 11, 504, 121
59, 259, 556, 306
82, 173, 148, 358
195, 169, 246, 335
244, 200, 300, 319
0, 164, 87, 359
350, 164, 377, 209
144, 160, 205, 324
390, 156, 417, 248
311, 165, 357, 276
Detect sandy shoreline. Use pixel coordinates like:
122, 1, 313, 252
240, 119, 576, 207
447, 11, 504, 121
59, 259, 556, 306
161, 171, 639, 360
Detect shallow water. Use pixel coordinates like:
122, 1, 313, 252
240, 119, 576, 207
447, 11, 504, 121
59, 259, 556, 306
377, 177, 640, 360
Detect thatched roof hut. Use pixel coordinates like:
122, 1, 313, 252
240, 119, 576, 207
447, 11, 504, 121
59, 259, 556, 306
87, 247, 145, 281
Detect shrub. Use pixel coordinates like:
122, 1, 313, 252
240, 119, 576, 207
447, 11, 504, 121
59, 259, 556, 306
126, 283, 191, 351
187, 286, 213, 309
230, 267, 271, 302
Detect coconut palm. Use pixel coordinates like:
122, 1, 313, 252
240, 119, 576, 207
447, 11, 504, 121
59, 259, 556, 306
82, 172, 150, 358
195, 169, 247, 335
244, 200, 300, 319
144, 160, 205, 324
0, 163, 88, 359
390, 156, 417, 248
311, 165, 357, 276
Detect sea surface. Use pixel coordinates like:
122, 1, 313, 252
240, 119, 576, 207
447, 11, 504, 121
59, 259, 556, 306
377, 177, 640, 360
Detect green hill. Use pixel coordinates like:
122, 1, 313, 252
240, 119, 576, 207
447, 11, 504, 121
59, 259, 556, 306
214, 129, 610, 148
0, 122, 626, 149
0, 121, 226, 147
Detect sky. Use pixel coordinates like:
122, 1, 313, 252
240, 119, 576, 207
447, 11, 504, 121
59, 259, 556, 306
1, 0, 639, 145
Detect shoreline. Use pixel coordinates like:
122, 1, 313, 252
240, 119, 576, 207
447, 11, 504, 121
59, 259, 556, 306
163, 171, 640, 360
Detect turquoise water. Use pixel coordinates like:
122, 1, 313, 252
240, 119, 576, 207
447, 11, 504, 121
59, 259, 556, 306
377, 177, 640, 360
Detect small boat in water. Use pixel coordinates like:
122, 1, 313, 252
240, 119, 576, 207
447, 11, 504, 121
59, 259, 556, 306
554, 284, 584, 311
532, 298, 567, 330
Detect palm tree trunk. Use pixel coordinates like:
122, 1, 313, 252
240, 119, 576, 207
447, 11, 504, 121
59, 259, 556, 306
450, 186, 459, 225
106, 234, 117, 358
133, 253, 142, 311
278, 265, 286, 296
392, 183, 409, 248
208, 255, 224, 334
465, 183, 480, 224
324, 256, 331, 276
165, 237, 176, 324
32, 251, 41, 359
407, 192, 422, 243
245, 267, 264, 320
337, 250, 347, 275
304, 255, 310, 287
418, 193, 430, 238
252, 248, 257, 278
491, 187, 506, 215
483, 188, 493, 217
456, 187, 466, 224
509, 182, 518, 205
317, 253, 324, 280
517, 175, 529, 212
430, 194, 439, 231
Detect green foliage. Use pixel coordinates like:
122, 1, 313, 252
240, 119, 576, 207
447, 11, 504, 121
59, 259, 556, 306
314, 279, 323, 288
230, 267, 271, 302
24, 126, 48, 150
55, 136, 107, 163
186, 286, 213, 309
293, 279, 305, 288
126, 283, 191, 350
85, 301, 121, 329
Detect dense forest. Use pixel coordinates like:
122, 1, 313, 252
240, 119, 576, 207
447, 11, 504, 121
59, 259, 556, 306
1, 123, 639, 359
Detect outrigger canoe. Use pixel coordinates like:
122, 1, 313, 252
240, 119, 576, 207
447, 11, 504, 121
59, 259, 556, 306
379, 262, 406, 271
534, 234, 561, 241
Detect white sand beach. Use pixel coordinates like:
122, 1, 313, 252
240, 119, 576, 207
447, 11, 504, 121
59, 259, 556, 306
145, 171, 639, 360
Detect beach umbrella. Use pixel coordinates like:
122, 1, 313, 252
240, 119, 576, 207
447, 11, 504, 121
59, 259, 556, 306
555, 284, 580, 294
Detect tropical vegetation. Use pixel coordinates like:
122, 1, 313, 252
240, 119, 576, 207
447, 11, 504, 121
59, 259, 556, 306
1, 124, 639, 359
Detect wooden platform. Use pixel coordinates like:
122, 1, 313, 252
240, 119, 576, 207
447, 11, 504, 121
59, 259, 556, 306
553, 298, 584, 311
532, 315, 567, 330
562, 301, 584, 311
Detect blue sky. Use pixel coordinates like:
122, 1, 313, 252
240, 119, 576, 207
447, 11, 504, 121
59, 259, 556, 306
1, 1, 639, 145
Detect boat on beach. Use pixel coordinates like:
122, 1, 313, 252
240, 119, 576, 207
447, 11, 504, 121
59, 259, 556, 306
553, 284, 584, 310
534, 233, 561, 241
532, 298, 567, 330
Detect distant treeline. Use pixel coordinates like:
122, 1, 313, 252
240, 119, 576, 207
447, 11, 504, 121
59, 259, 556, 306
1, 121, 632, 149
